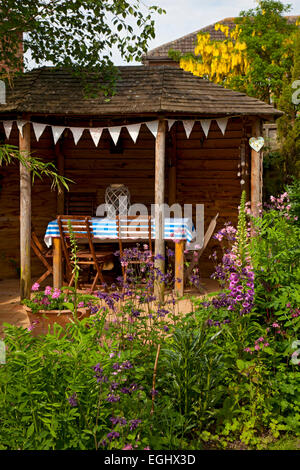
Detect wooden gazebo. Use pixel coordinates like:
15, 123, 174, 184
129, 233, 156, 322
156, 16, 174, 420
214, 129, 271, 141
0, 65, 282, 299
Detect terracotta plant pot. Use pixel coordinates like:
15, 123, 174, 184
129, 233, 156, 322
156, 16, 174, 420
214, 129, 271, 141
24, 306, 90, 336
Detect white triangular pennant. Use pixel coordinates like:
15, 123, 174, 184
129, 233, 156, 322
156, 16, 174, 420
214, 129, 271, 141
200, 119, 212, 138
109, 126, 122, 145
216, 117, 228, 135
17, 120, 28, 138
32, 122, 47, 142
3, 120, 14, 140
126, 123, 141, 143
145, 120, 159, 138
52, 126, 65, 145
89, 128, 103, 147
182, 120, 195, 139
168, 119, 176, 131
70, 127, 85, 145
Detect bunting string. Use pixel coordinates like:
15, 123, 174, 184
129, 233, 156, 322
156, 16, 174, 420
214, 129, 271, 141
0, 116, 235, 146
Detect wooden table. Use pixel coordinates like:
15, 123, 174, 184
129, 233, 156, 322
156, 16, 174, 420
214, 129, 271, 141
52, 237, 186, 296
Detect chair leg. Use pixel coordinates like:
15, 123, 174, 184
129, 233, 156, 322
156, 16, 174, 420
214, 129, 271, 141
68, 273, 75, 288
35, 268, 52, 286
91, 272, 99, 292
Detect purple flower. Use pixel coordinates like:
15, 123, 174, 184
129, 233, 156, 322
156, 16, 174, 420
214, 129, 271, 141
121, 360, 133, 370
110, 416, 127, 426
31, 282, 40, 292
68, 393, 78, 407
129, 419, 142, 431
131, 309, 141, 318
106, 394, 120, 403
44, 286, 52, 296
107, 431, 120, 441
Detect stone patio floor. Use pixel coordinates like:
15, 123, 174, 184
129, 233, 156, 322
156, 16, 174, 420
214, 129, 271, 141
0, 278, 220, 337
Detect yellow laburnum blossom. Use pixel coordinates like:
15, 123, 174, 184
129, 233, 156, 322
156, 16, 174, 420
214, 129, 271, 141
180, 26, 249, 85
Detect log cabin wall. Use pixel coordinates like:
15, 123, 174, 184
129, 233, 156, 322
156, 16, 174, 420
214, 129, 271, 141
0, 116, 250, 281
174, 117, 250, 276
0, 123, 57, 280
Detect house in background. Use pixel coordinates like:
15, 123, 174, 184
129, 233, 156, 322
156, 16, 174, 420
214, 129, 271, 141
142, 16, 300, 68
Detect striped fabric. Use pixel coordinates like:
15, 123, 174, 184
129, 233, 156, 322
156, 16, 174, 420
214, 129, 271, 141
44, 217, 194, 248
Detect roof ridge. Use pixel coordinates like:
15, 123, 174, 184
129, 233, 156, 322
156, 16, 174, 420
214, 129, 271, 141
145, 14, 300, 57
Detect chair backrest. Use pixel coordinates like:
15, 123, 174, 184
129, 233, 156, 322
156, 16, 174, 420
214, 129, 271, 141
31, 231, 46, 254
57, 215, 96, 274
65, 192, 96, 216
116, 215, 153, 255
199, 213, 219, 256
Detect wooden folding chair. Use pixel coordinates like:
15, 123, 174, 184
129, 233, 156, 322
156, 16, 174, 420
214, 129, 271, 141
31, 231, 53, 285
65, 192, 97, 216
57, 215, 114, 291
184, 213, 219, 285
116, 215, 153, 282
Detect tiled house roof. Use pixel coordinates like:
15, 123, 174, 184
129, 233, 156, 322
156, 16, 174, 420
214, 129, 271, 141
143, 16, 300, 64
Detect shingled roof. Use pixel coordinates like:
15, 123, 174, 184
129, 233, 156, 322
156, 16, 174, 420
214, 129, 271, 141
0, 65, 282, 118
143, 16, 300, 63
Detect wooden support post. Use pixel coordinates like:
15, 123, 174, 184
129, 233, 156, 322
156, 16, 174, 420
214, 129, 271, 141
154, 119, 166, 301
168, 123, 177, 206
175, 240, 185, 297
19, 121, 31, 300
251, 119, 263, 217
53, 237, 63, 289
55, 141, 65, 215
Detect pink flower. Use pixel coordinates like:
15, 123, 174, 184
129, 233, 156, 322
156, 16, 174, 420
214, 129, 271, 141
272, 323, 280, 328
51, 288, 61, 299
122, 444, 133, 450
44, 286, 52, 296
31, 282, 40, 291
27, 320, 39, 331
77, 301, 84, 308
254, 345, 260, 351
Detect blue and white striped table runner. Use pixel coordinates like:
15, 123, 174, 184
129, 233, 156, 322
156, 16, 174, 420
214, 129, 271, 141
44, 217, 194, 248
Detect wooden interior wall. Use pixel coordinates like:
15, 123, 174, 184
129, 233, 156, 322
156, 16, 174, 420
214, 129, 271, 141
0, 117, 250, 281
174, 118, 250, 275
62, 125, 156, 208
0, 123, 57, 280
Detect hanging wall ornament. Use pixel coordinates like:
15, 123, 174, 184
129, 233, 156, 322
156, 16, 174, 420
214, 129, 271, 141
216, 117, 228, 135
70, 127, 85, 145
126, 123, 141, 143
89, 128, 103, 147
32, 122, 47, 142
109, 126, 122, 145
199, 119, 212, 137
239, 136, 248, 187
182, 120, 195, 139
249, 136, 264, 152
145, 120, 159, 138
52, 126, 66, 145
3, 121, 14, 140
